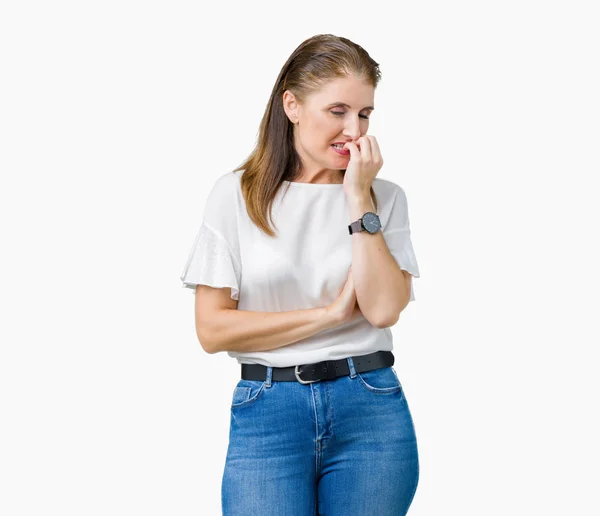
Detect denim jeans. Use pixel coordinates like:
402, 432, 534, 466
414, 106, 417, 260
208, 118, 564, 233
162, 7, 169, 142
221, 356, 419, 515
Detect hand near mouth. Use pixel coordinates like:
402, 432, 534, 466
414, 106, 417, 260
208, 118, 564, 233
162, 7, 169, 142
342, 135, 383, 198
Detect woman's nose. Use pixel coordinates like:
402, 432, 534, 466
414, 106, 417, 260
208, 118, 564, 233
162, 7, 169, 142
343, 119, 362, 140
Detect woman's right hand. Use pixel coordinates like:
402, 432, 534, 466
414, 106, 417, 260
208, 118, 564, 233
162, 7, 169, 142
326, 266, 363, 325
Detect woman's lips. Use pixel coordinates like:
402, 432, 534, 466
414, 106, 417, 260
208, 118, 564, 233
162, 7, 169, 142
331, 144, 350, 156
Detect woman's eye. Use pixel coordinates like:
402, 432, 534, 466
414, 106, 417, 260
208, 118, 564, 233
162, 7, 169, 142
331, 111, 370, 120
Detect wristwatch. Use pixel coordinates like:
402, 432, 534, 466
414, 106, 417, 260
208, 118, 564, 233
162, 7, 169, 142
348, 212, 381, 235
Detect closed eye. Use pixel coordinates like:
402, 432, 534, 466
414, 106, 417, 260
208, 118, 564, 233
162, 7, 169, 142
331, 111, 370, 120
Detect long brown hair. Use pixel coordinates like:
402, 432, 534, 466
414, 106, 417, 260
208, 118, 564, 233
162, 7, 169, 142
233, 34, 382, 237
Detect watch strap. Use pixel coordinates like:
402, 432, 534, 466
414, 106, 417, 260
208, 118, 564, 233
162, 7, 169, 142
348, 219, 364, 234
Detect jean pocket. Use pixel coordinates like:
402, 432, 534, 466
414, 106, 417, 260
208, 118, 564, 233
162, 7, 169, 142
356, 366, 403, 395
231, 379, 267, 408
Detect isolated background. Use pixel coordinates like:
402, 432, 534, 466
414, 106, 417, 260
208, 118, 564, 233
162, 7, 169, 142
1, 1, 599, 514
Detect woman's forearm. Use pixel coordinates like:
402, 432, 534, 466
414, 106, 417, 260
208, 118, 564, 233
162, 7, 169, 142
200, 307, 340, 354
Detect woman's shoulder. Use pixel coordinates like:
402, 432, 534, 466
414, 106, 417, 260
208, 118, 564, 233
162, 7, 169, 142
215, 170, 242, 187
208, 170, 243, 198
373, 176, 406, 203
373, 176, 404, 192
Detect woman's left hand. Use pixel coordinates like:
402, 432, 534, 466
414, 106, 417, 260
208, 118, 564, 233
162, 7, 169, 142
342, 135, 383, 198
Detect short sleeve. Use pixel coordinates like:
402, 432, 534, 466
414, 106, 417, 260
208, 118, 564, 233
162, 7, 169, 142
382, 186, 420, 302
179, 174, 242, 301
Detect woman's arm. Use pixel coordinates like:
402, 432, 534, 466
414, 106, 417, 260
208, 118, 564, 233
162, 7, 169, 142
199, 306, 340, 354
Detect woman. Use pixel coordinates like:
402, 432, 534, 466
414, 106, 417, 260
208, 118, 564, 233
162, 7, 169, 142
180, 34, 421, 516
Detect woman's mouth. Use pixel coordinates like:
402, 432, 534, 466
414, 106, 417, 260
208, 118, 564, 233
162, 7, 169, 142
331, 144, 350, 156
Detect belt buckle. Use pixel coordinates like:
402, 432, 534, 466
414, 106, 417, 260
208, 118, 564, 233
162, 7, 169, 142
295, 364, 321, 384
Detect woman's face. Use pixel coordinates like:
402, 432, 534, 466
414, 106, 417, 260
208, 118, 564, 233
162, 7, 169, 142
283, 75, 375, 175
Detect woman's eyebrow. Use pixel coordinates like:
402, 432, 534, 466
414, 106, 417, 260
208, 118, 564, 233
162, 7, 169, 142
327, 102, 375, 111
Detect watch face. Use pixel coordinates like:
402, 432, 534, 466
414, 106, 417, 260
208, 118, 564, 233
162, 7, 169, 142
362, 212, 381, 234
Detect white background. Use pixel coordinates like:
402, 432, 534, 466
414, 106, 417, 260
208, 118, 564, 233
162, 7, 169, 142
1, 1, 599, 514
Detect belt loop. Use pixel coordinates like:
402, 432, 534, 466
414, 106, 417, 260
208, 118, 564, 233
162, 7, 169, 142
265, 366, 273, 387
347, 357, 357, 378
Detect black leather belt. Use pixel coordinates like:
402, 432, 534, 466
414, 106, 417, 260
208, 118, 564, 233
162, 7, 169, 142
241, 350, 394, 384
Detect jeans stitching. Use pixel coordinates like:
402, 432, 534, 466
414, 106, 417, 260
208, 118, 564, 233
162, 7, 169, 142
231, 381, 267, 408
356, 367, 403, 394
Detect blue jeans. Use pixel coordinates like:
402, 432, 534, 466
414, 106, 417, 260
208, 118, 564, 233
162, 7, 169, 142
221, 357, 419, 515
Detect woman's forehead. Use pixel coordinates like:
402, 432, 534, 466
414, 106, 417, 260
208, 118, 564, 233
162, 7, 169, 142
309, 76, 375, 107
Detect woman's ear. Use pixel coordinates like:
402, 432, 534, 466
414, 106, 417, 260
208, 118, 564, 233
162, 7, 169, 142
282, 90, 299, 124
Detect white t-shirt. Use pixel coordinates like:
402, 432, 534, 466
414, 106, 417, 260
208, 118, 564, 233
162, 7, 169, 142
180, 169, 420, 368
